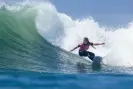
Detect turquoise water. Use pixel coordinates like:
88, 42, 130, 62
0, 2, 133, 89
0, 72, 133, 89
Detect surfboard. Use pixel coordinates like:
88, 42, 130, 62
92, 56, 102, 70
76, 56, 103, 72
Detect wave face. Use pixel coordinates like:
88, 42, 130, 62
0, 1, 133, 74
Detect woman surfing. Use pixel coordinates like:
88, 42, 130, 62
70, 37, 105, 61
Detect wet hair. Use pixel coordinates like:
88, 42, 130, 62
83, 37, 89, 41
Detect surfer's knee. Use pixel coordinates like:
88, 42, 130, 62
90, 52, 95, 57
88, 52, 95, 61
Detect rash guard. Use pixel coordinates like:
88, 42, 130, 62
78, 42, 93, 51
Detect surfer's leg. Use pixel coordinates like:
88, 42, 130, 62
79, 51, 88, 57
88, 51, 95, 61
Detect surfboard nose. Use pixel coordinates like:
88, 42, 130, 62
92, 56, 102, 71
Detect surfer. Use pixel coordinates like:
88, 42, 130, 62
70, 37, 105, 61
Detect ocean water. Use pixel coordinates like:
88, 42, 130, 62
0, 72, 133, 89
0, 0, 133, 89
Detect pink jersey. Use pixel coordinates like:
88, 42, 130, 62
79, 42, 93, 51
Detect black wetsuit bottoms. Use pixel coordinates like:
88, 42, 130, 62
79, 50, 95, 61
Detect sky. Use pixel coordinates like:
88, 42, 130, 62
51, 0, 133, 28
1, 0, 133, 28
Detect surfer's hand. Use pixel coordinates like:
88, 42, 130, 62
70, 49, 74, 52
70, 48, 74, 52
101, 43, 105, 45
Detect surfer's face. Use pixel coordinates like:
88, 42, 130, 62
83, 39, 89, 44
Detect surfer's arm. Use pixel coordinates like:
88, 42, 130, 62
89, 42, 96, 49
90, 42, 105, 49
91, 44, 96, 49
93, 43, 105, 46
70, 45, 80, 51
